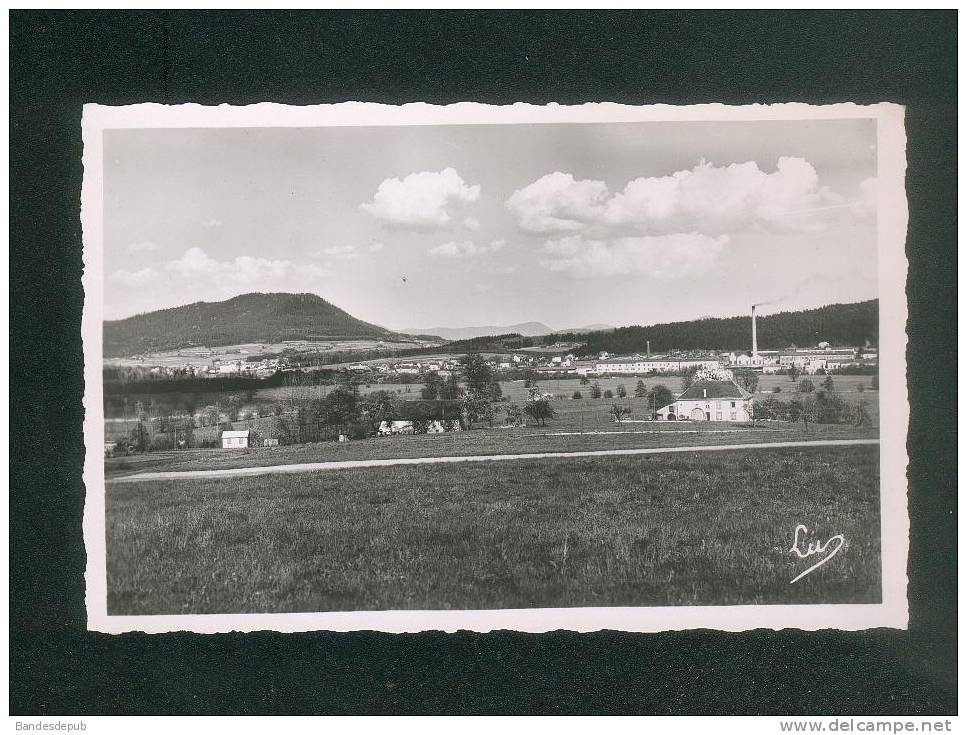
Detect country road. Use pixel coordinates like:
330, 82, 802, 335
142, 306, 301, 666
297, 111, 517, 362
107, 438, 880, 483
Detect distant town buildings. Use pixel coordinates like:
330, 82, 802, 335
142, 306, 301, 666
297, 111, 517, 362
593, 355, 722, 375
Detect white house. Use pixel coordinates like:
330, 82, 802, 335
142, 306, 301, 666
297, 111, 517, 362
217, 361, 242, 374
378, 420, 462, 435
221, 429, 250, 449
654, 373, 753, 422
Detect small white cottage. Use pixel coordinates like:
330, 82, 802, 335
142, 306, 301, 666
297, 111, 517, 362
221, 429, 250, 449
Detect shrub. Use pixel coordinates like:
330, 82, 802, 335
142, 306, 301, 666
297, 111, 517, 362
503, 404, 523, 427
589, 383, 603, 399
772, 386, 782, 393
857, 383, 866, 392
572, 391, 582, 400
616, 384, 627, 398
603, 389, 614, 399
346, 421, 371, 440
610, 403, 630, 423
149, 433, 175, 451
798, 379, 815, 393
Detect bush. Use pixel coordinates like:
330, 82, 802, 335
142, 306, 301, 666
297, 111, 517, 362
346, 421, 371, 440
772, 386, 782, 393
616, 384, 627, 398
603, 389, 614, 399
572, 391, 582, 400
798, 379, 815, 393
808, 393, 852, 424
411, 419, 430, 434
610, 403, 630, 423
857, 383, 866, 392
589, 383, 603, 399
149, 433, 176, 451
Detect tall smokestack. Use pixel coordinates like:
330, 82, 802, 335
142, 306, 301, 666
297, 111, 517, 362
646, 340, 651, 356
751, 305, 758, 357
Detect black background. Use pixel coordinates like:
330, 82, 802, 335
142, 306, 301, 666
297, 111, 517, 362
9, 11, 957, 715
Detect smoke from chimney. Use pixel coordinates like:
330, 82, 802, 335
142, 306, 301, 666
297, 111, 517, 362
751, 304, 758, 357
646, 340, 651, 356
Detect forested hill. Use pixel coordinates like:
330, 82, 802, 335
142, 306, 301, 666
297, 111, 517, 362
554, 300, 879, 355
104, 292, 393, 356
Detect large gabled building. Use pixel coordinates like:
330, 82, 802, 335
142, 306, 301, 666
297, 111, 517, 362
655, 372, 754, 422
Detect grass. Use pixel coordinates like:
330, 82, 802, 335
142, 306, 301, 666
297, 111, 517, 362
106, 445, 880, 615
105, 419, 879, 477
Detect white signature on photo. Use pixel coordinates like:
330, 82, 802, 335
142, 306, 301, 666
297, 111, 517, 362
789, 524, 846, 584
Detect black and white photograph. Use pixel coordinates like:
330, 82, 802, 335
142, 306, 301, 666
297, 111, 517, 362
81, 102, 909, 634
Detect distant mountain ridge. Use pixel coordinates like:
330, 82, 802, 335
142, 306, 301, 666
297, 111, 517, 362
560, 323, 616, 334
104, 292, 393, 357
402, 322, 554, 341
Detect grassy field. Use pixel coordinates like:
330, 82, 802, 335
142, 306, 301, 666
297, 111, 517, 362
106, 445, 881, 614
105, 418, 879, 477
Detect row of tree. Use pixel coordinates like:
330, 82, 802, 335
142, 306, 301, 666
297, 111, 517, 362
752, 394, 873, 426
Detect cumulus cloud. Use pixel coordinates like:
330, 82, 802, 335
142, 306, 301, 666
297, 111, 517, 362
463, 216, 481, 231
109, 266, 156, 287
126, 240, 158, 253
508, 158, 841, 237
361, 167, 481, 229
506, 172, 609, 234
368, 242, 385, 253
318, 245, 360, 260
427, 239, 506, 258
109, 247, 331, 290
539, 233, 728, 279
203, 218, 224, 227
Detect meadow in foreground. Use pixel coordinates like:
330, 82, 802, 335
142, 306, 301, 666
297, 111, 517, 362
105, 419, 879, 478
106, 445, 880, 614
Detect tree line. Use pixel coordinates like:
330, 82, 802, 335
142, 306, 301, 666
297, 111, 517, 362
552, 300, 878, 355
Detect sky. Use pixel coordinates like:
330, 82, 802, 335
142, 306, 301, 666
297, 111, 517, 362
103, 118, 878, 330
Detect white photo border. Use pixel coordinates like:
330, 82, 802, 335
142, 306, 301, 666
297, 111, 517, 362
81, 101, 909, 634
